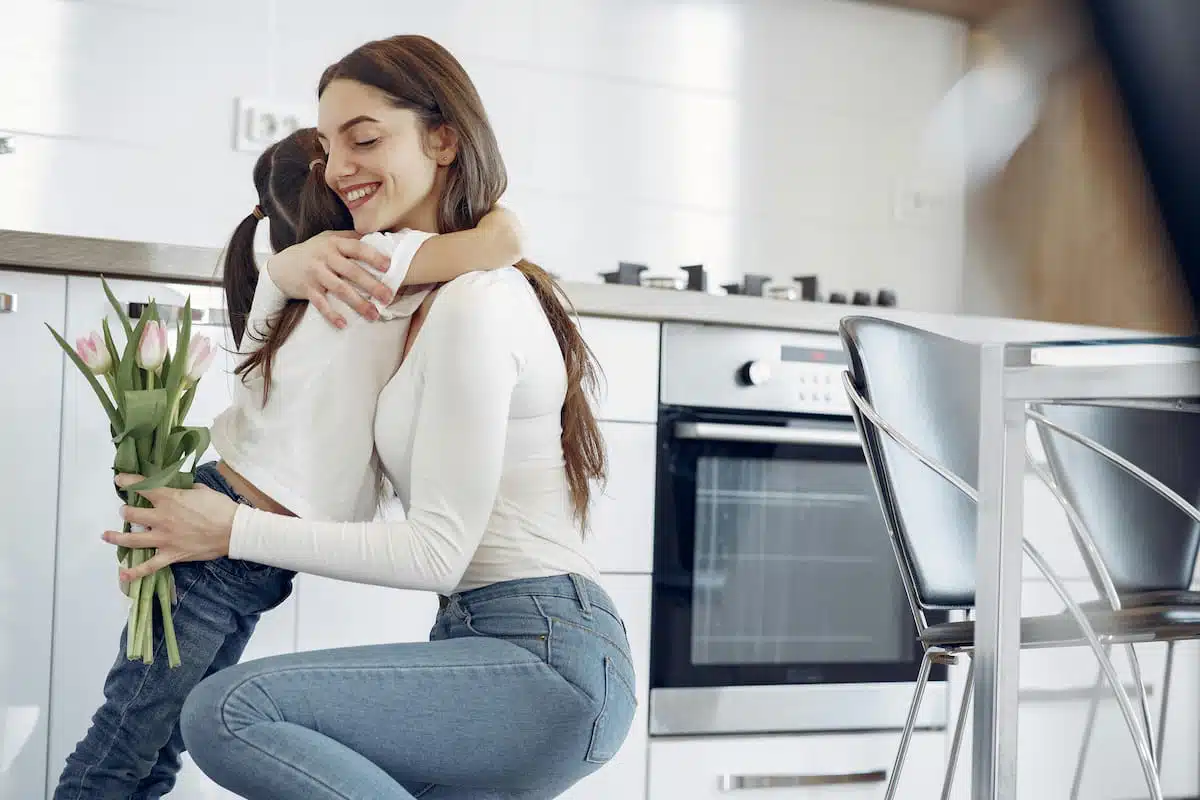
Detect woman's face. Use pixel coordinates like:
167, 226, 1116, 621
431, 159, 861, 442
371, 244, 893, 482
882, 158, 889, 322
317, 78, 457, 234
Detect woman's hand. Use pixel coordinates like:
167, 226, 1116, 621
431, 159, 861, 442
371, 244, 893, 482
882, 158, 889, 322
266, 230, 394, 327
102, 474, 240, 581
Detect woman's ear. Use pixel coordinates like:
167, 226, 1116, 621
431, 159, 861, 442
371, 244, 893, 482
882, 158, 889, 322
429, 124, 460, 166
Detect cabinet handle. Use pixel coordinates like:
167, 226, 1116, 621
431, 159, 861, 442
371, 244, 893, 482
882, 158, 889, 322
127, 302, 227, 328
1019, 683, 1153, 703
719, 770, 887, 791
0, 292, 16, 313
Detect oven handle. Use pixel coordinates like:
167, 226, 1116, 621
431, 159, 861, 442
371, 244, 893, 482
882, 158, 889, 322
674, 421, 862, 448
718, 770, 887, 791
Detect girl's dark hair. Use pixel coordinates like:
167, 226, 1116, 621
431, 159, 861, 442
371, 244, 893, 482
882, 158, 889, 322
221, 128, 352, 403
319, 35, 607, 528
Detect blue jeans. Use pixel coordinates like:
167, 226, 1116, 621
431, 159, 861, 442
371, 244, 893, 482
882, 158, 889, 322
54, 462, 296, 800
180, 573, 637, 799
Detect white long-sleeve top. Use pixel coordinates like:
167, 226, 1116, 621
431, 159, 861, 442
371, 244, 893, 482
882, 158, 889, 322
228, 267, 600, 594
210, 230, 433, 523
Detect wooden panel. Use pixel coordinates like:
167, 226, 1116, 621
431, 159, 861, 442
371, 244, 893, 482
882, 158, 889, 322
971, 48, 1195, 333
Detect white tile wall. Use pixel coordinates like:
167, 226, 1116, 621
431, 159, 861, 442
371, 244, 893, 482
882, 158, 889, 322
0, 0, 967, 311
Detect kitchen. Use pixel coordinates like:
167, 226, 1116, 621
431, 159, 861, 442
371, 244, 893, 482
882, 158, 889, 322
3, 1, 1197, 799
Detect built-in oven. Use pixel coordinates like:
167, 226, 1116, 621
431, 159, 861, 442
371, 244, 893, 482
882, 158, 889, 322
650, 322, 948, 737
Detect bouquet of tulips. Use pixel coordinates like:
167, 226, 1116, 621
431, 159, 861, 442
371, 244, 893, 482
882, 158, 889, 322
47, 278, 215, 668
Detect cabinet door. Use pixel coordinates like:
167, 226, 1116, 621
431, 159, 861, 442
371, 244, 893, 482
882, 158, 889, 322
578, 317, 659, 423
46, 277, 296, 799
558, 574, 651, 800
586, 422, 656, 573
649, 730, 946, 800
0, 271, 66, 800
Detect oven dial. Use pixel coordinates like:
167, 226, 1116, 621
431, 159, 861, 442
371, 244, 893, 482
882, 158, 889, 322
737, 360, 772, 386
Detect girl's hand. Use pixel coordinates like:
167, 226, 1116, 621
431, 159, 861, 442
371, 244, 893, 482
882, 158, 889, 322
266, 230, 394, 327
476, 206, 525, 267
102, 475, 239, 581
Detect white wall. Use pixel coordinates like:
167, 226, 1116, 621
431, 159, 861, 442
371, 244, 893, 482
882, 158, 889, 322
0, 0, 967, 311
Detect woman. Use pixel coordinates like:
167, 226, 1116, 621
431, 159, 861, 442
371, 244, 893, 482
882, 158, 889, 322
55, 126, 522, 800
105, 35, 636, 799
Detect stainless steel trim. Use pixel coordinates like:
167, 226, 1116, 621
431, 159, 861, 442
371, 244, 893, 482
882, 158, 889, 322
0, 292, 15, 313
719, 770, 886, 791
649, 683, 948, 736
127, 301, 228, 328
1020, 683, 1153, 703
673, 421, 860, 447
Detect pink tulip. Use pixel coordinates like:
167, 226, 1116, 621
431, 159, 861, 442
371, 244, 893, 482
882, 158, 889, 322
136, 321, 167, 371
185, 335, 215, 383
75, 331, 112, 375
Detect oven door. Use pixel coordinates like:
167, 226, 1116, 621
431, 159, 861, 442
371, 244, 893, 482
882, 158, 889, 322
650, 407, 947, 736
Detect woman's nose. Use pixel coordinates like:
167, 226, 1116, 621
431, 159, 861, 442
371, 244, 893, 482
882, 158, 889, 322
325, 144, 355, 181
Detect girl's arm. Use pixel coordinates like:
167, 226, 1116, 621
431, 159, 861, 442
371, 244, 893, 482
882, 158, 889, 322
260, 207, 523, 328
404, 205, 523, 284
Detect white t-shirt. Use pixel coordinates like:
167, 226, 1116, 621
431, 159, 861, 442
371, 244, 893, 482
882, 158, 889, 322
210, 229, 433, 523
228, 267, 601, 594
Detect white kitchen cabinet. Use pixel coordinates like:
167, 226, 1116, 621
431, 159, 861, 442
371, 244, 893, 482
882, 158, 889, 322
578, 316, 660, 423
648, 730, 946, 800
587, 422, 656, 573
0, 270, 66, 800
46, 276, 296, 799
559, 574, 651, 800
294, 575, 440, 651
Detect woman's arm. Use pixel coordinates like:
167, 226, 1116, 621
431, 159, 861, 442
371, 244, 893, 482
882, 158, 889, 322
264, 207, 523, 327
107, 278, 522, 594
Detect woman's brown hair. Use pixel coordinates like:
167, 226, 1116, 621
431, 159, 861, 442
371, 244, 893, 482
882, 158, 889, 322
320, 35, 607, 529
221, 128, 353, 402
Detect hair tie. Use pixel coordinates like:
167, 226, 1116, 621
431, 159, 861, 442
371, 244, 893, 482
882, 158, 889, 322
251, 205, 265, 220
309, 158, 325, 171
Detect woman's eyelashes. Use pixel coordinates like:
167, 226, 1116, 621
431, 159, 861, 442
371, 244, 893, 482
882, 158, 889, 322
354, 137, 380, 149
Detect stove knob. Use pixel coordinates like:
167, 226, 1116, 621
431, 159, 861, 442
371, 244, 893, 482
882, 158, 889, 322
738, 360, 772, 387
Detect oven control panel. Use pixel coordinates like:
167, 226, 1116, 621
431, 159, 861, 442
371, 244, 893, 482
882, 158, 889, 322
660, 322, 853, 416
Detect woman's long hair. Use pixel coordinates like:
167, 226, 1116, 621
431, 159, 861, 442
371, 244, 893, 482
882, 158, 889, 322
320, 35, 607, 529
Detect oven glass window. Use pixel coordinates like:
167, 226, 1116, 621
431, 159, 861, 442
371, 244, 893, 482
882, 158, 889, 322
689, 454, 915, 667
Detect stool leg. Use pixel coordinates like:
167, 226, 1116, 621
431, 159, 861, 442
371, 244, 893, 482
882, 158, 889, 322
940, 656, 974, 800
885, 648, 934, 800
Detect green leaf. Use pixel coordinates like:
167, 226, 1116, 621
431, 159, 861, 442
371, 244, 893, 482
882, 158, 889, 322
45, 324, 122, 429
167, 471, 195, 490
117, 310, 151, 394
178, 385, 197, 421
101, 277, 133, 338
113, 389, 168, 443
123, 454, 190, 497
101, 320, 125, 414
114, 433, 139, 474
166, 426, 210, 471
164, 296, 192, 396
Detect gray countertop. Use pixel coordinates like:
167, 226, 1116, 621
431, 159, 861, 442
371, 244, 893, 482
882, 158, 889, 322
0, 228, 1137, 342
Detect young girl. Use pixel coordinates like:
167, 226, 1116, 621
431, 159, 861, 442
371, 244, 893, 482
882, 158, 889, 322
54, 127, 523, 799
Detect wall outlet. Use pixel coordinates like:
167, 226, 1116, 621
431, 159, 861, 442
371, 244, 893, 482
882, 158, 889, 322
892, 177, 951, 224
232, 97, 315, 153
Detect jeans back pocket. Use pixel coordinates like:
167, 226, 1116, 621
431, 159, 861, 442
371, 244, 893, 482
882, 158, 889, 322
585, 656, 638, 764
